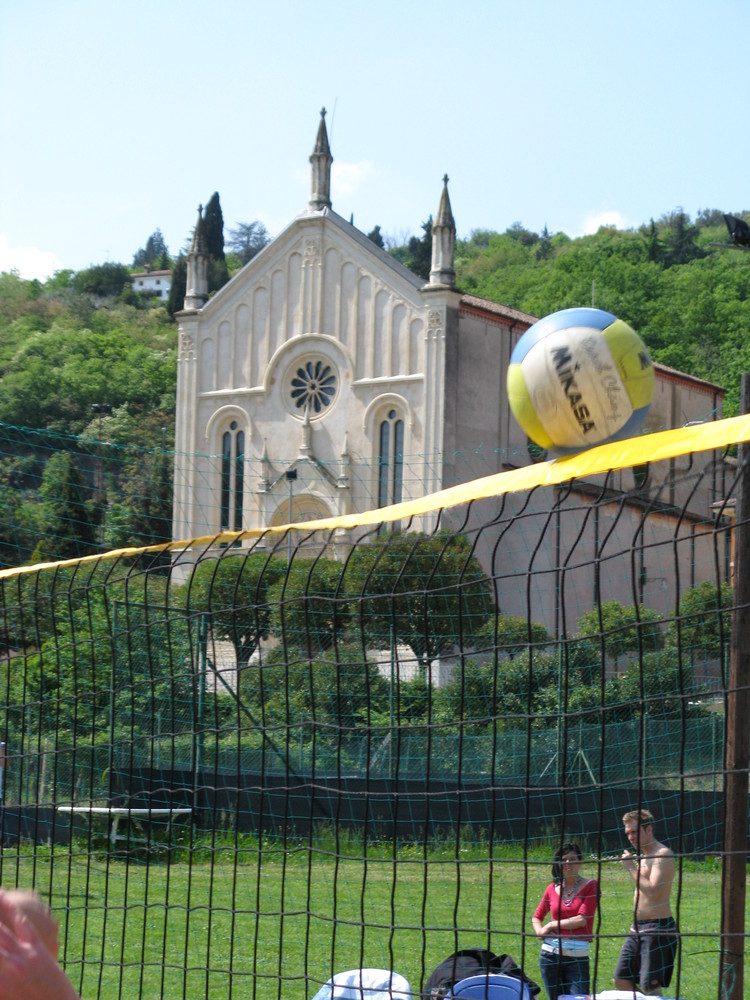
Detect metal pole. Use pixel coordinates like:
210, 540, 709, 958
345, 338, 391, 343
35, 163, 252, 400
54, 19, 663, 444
390, 623, 395, 780
720, 372, 750, 1000
0, 742, 5, 847
109, 603, 117, 795
285, 469, 297, 562
193, 615, 208, 838
288, 478, 293, 562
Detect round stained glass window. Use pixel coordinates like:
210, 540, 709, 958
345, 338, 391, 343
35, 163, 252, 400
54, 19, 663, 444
289, 359, 338, 415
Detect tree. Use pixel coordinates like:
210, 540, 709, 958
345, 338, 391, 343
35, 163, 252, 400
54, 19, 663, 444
505, 222, 539, 247
203, 192, 225, 261
576, 600, 663, 670
227, 221, 270, 266
405, 217, 433, 280
474, 614, 551, 660
178, 552, 285, 665
11, 575, 233, 743
201, 192, 230, 293
103, 445, 173, 572
73, 263, 132, 298
644, 218, 664, 263
616, 649, 693, 718
167, 254, 187, 318
535, 225, 553, 261
0, 455, 42, 568
666, 580, 733, 660
661, 209, 704, 267
388, 217, 433, 279
0, 312, 176, 434
30, 452, 99, 562
343, 531, 494, 669
133, 229, 170, 269
696, 208, 726, 229
244, 640, 389, 729
208, 256, 230, 294
366, 225, 385, 249
268, 557, 350, 657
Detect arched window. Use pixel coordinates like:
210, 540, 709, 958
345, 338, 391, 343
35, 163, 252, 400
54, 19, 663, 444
220, 421, 245, 532
378, 409, 404, 508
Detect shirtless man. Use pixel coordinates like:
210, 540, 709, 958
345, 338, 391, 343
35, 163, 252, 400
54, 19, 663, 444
614, 808, 678, 996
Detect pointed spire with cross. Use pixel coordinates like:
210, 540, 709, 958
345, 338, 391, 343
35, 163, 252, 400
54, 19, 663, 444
309, 107, 333, 211
429, 174, 456, 287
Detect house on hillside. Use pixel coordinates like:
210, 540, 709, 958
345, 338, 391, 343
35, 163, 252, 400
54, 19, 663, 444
171, 109, 730, 629
132, 266, 172, 299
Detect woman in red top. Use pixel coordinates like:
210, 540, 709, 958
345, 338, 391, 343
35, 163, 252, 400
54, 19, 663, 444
531, 843, 599, 1000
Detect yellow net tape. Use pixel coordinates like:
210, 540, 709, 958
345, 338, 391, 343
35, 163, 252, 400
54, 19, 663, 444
3, 412, 749, 580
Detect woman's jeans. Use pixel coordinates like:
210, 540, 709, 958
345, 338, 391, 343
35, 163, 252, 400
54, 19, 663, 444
539, 950, 590, 1000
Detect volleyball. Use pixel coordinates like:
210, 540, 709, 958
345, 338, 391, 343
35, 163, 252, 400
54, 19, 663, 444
507, 307, 655, 453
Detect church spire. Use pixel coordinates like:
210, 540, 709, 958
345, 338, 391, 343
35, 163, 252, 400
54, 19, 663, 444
429, 175, 456, 287
184, 204, 209, 309
309, 107, 333, 211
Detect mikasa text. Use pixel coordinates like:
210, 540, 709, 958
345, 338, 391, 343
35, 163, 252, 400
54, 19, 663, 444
552, 337, 624, 436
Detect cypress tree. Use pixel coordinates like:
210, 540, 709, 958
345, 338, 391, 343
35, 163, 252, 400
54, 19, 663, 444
203, 192, 225, 261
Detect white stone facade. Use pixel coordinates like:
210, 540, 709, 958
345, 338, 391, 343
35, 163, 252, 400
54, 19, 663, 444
172, 127, 466, 549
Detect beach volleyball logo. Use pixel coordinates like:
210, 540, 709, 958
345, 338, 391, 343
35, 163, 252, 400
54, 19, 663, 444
507, 307, 654, 453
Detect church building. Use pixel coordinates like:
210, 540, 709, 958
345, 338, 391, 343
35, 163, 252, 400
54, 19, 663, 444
172, 110, 726, 621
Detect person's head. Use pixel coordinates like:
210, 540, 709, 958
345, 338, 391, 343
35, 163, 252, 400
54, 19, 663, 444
0, 889, 59, 959
552, 842, 583, 884
622, 808, 655, 851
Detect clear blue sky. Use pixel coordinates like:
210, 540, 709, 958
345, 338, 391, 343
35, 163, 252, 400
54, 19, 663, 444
2, 0, 749, 279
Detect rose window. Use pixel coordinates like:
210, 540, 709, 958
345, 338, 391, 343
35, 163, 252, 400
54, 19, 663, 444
290, 359, 337, 414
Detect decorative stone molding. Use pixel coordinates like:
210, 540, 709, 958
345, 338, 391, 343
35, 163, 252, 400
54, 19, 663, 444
179, 333, 195, 358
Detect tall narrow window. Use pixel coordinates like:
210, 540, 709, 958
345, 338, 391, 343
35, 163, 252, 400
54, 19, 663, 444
378, 409, 404, 508
220, 421, 245, 533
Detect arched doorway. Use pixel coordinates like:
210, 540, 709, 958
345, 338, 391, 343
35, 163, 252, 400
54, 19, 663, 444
268, 493, 333, 559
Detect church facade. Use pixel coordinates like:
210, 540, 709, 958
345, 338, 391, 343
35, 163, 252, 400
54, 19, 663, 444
172, 110, 728, 624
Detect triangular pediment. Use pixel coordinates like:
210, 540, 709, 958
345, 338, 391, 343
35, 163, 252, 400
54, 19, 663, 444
199, 208, 426, 323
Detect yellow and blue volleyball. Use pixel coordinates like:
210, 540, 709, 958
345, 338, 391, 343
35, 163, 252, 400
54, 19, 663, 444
507, 307, 655, 453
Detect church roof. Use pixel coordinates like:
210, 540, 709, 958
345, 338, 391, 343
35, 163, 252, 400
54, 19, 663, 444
459, 293, 537, 327
650, 361, 724, 394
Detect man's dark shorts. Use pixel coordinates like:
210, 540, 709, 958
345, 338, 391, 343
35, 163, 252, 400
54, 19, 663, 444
614, 917, 679, 991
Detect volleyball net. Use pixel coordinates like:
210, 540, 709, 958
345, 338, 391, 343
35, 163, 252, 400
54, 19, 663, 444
0, 416, 748, 998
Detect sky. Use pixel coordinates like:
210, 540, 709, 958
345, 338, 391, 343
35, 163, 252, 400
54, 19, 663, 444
1, 0, 749, 280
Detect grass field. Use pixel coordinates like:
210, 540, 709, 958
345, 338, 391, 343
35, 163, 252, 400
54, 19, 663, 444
1, 836, 746, 999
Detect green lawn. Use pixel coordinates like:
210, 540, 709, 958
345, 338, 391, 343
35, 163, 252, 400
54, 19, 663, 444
2, 840, 745, 999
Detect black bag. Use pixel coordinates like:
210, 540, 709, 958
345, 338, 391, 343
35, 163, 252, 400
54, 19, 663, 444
422, 948, 540, 998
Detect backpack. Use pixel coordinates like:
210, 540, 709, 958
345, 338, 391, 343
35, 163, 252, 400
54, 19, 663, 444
422, 949, 540, 999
